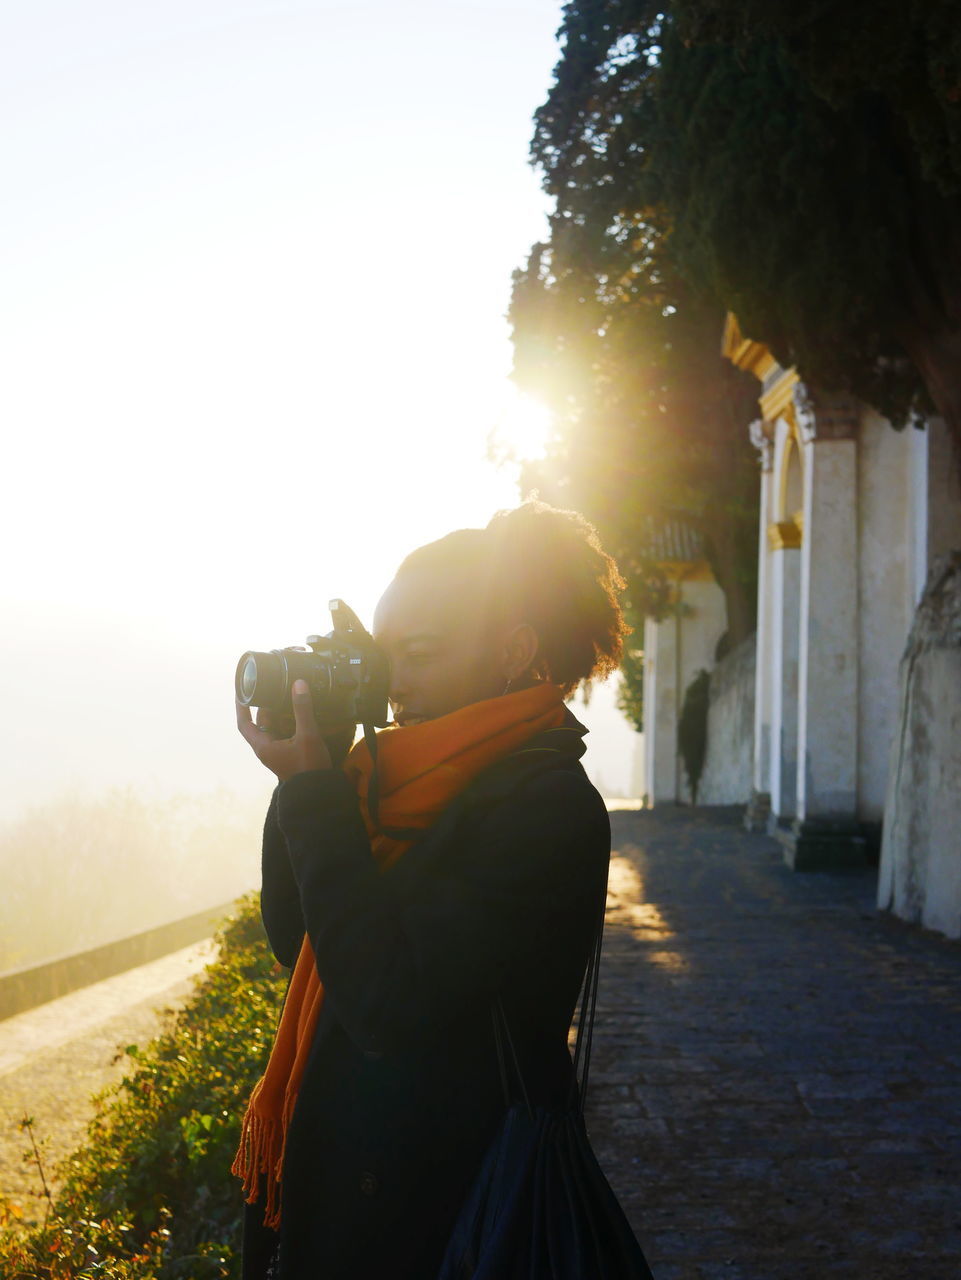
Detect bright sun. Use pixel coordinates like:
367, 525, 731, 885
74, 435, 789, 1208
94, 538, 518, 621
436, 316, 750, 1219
490, 388, 554, 464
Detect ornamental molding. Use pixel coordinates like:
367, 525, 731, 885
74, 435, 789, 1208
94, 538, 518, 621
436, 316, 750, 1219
749, 417, 774, 472
768, 517, 803, 551
793, 382, 817, 443
722, 313, 776, 380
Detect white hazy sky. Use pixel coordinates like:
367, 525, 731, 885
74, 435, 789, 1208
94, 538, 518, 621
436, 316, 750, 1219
1, 0, 641, 826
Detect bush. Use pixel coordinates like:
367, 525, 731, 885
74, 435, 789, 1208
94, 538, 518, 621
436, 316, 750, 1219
0, 897, 288, 1279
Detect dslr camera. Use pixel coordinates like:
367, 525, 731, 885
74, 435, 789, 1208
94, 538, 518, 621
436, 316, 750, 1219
235, 599, 390, 728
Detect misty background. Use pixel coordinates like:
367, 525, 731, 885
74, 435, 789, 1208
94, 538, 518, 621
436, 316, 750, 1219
1, 0, 641, 973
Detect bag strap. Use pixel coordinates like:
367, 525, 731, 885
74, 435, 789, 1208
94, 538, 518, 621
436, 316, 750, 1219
570, 892, 605, 1108
492, 869, 608, 1118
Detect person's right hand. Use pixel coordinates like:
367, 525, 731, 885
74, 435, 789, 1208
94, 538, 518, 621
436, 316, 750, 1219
236, 681, 333, 780
236, 686, 358, 777
252, 705, 296, 741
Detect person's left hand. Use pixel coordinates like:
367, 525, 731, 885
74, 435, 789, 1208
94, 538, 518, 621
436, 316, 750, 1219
236, 679, 333, 779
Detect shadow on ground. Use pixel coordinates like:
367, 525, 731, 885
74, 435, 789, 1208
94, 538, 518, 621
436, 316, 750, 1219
590, 806, 961, 1280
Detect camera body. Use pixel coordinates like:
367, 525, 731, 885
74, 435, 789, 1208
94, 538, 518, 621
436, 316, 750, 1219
235, 599, 390, 727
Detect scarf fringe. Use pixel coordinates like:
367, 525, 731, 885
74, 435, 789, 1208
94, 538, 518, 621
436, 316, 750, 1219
232, 1074, 305, 1231
232, 1079, 284, 1231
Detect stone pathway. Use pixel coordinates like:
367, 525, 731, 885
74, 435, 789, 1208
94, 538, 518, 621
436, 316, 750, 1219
0, 940, 215, 1223
591, 806, 961, 1280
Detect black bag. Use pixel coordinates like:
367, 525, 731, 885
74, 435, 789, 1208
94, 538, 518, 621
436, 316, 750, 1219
438, 898, 654, 1280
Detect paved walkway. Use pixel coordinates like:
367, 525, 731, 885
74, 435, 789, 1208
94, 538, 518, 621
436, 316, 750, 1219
592, 806, 961, 1280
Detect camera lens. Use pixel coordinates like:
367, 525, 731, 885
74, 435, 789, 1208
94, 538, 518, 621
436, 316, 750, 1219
241, 656, 258, 702
235, 650, 287, 708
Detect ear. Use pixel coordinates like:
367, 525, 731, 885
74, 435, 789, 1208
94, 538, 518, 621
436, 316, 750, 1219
501, 623, 540, 682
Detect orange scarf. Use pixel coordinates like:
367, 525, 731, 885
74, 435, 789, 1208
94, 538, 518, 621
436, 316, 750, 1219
232, 682, 567, 1228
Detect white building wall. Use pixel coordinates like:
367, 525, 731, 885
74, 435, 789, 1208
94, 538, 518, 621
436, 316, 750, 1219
856, 410, 917, 821
699, 635, 756, 805
855, 413, 960, 827
644, 576, 727, 806
674, 577, 728, 804
879, 554, 961, 939
796, 428, 860, 821
919, 646, 961, 938
877, 419, 961, 939
769, 545, 801, 818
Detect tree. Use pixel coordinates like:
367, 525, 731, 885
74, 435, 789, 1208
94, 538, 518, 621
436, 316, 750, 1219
511, 253, 760, 629
522, 0, 961, 477
656, 2, 961, 476
510, 3, 761, 664
518, 0, 961, 891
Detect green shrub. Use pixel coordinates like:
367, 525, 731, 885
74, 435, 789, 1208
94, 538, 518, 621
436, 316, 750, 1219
0, 896, 288, 1279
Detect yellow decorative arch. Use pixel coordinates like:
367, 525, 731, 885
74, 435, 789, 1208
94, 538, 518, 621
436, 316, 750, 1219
776, 426, 804, 519
721, 312, 799, 422
769, 427, 804, 549
723, 314, 804, 550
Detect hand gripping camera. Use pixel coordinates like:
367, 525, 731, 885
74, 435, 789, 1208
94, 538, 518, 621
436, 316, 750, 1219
235, 599, 390, 728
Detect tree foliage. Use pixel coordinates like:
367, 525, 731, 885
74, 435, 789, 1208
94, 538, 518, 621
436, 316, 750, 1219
510, 3, 761, 656
615, 641, 646, 733
549, 0, 961, 462
513, 0, 961, 724
653, 13, 958, 434
679, 0, 961, 195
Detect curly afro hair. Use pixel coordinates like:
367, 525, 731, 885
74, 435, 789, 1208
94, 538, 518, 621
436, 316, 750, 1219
395, 500, 628, 697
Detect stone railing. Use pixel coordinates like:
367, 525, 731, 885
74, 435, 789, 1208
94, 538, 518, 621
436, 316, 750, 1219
0, 900, 238, 1021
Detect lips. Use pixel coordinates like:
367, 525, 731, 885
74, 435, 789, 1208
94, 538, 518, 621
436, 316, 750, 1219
394, 713, 427, 727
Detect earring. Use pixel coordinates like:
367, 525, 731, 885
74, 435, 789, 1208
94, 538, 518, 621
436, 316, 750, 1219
503, 678, 513, 696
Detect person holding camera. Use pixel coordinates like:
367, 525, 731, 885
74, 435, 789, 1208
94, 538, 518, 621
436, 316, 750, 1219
233, 500, 632, 1280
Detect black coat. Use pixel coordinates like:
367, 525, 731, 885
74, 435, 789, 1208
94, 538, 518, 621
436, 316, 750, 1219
241, 720, 611, 1280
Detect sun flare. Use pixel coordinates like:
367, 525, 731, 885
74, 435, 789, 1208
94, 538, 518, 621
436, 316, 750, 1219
490, 388, 554, 464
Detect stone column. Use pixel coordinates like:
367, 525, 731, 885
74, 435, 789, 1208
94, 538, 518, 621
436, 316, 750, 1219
642, 616, 658, 805
909, 423, 928, 606
788, 386, 866, 868
745, 419, 774, 830
770, 539, 801, 822
644, 615, 679, 805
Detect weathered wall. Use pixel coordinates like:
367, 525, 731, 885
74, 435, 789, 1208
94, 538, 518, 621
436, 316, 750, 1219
928, 417, 961, 562
644, 578, 727, 805
856, 411, 917, 820
699, 634, 756, 806
878, 553, 961, 939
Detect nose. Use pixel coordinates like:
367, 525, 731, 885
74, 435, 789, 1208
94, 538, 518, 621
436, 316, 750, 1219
387, 660, 407, 707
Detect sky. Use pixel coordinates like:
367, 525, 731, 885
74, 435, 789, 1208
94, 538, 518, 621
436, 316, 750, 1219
1, 0, 642, 841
